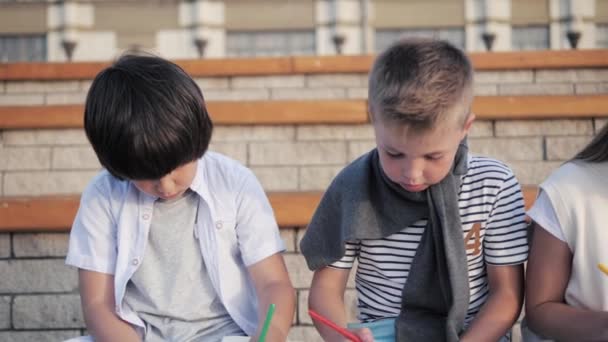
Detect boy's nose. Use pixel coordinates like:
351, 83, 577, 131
401, 160, 423, 182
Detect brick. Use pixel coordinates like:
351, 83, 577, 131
284, 253, 313, 289
2, 129, 88, 146
251, 167, 298, 191
346, 87, 368, 99
0, 234, 10, 258
208, 142, 247, 165
469, 120, 494, 137
475, 71, 533, 84
250, 142, 347, 166
495, 119, 593, 137
0, 331, 81, 342
348, 140, 376, 161
13, 233, 70, 257
270, 88, 346, 100
203, 89, 269, 101
498, 83, 573, 95
0, 81, 5, 93
45, 92, 87, 105
469, 138, 543, 161
0, 296, 9, 329
80, 80, 93, 92
0, 147, 51, 171
5, 81, 80, 93
508, 161, 562, 185
575, 69, 608, 82
13, 294, 84, 329
296, 124, 374, 141
288, 326, 323, 342
306, 74, 366, 87
52, 146, 100, 169
574, 82, 608, 94
596, 118, 608, 132
535, 69, 577, 83
298, 289, 358, 325
213, 126, 295, 142
473, 83, 498, 96
0, 94, 45, 105
280, 229, 297, 252
194, 77, 230, 90
299, 166, 342, 191
546, 136, 592, 161
0, 260, 78, 293
231, 75, 304, 89
4, 171, 98, 196
536, 69, 608, 83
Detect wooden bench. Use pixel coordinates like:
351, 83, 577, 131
1, 95, 607, 129
0, 187, 538, 232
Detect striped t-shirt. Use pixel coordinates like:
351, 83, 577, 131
331, 155, 529, 327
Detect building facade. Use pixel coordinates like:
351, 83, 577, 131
0, 0, 607, 61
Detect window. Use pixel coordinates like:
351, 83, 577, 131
512, 25, 550, 50
597, 24, 608, 48
227, 30, 315, 57
0, 34, 46, 62
375, 28, 465, 52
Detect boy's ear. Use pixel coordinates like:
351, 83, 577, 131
462, 112, 476, 137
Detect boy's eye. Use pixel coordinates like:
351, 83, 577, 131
385, 151, 403, 158
425, 154, 443, 161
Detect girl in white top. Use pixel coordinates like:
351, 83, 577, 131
524, 121, 608, 341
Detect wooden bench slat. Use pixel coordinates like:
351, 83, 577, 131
2, 50, 608, 80
0, 187, 537, 231
1, 96, 606, 129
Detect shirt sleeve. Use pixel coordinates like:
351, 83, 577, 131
329, 240, 360, 269
483, 172, 529, 265
235, 169, 285, 267
65, 178, 118, 274
527, 189, 566, 242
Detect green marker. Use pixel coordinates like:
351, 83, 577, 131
259, 303, 276, 342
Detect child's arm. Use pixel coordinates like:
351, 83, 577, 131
309, 267, 374, 342
79, 269, 140, 342
459, 263, 524, 342
526, 223, 608, 340
248, 253, 295, 342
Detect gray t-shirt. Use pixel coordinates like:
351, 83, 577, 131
123, 190, 245, 342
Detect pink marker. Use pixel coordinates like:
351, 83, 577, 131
309, 309, 363, 342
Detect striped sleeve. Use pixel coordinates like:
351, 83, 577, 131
483, 172, 529, 265
329, 240, 360, 269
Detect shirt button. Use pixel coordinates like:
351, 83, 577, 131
132, 258, 139, 266
142, 214, 150, 220
215, 221, 223, 229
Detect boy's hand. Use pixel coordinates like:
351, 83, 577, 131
351, 327, 375, 342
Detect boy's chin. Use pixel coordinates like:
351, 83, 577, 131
400, 184, 428, 192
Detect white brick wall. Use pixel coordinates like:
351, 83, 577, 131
231, 76, 305, 89
0, 331, 81, 342
545, 136, 592, 160
213, 126, 295, 142
12, 295, 83, 329
4, 171, 98, 196
2, 129, 88, 146
0, 94, 45, 105
251, 166, 299, 191
0, 260, 77, 293
296, 124, 373, 141
469, 138, 544, 161
270, 88, 346, 100
51, 146, 100, 170
5, 81, 80, 94
475, 71, 534, 84
1, 147, 52, 171
306, 74, 366, 87
0, 234, 9, 258
13, 234, 69, 258
495, 120, 594, 137
0, 296, 9, 329
497, 83, 574, 95
249, 142, 347, 166
299, 166, 342, 191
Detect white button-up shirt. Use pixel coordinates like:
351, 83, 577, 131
66, 152, 285, 337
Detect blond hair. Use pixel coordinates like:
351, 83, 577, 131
368, 38, 473, 129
